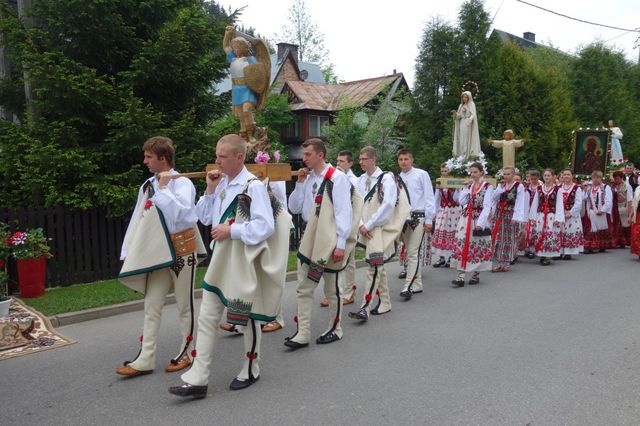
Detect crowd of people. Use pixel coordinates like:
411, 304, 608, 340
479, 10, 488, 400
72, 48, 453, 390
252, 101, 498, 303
114, 134, 640, 400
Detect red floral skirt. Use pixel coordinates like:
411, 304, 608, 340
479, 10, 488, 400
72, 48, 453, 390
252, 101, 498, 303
582, 214, 612, 251
631, 219, 640, 256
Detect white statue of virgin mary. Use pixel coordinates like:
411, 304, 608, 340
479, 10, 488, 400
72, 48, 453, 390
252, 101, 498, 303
452, 91, 482, 159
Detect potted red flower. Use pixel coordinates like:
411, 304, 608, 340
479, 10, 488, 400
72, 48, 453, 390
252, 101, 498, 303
6, 227, 52, 298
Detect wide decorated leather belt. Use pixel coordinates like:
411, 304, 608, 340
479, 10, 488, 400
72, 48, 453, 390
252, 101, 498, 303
170, 228, 197, 257
232, 78, 247, 85
404, 211, 425, 230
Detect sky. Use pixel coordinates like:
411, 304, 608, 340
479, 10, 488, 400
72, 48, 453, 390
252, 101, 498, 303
219, 0, 640, 87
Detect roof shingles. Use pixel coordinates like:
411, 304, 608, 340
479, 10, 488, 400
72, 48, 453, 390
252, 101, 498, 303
283, 74, 403, 111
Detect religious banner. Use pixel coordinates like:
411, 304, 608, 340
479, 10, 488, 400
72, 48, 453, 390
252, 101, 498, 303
572, 130, 609, 176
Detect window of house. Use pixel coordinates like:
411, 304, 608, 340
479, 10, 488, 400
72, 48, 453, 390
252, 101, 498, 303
309, 115, 329, 137
283, 116, 300, 137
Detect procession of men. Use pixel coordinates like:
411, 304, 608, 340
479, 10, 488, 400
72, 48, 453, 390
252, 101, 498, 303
113, 133, 640, 401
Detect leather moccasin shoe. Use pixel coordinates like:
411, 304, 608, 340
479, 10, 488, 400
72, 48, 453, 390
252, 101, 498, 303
164, 357, 191, 373
116, 365, 152, 377
168, 383, 208, 399
316, 331, 340, 344
261, 321, 282, 333
229, 375, 259, 391
284, 338, 309, 350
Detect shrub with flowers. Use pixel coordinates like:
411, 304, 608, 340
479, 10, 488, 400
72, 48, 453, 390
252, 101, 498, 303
444, 152, 489, 176
5, 227, 52, 260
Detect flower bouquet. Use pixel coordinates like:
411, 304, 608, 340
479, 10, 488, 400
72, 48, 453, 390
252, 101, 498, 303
437, 153, 495, 188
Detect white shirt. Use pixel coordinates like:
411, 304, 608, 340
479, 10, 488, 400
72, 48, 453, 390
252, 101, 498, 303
196, 167, 274, 246
492, 181, 528, 223
288, 163, 353, 249
457, 181, 495, 229
121, 169, 198, 260
345, 169, 359, 187
399, 167, 436, 222
559, 184, 583, 218
584, 184, 612, 231
357, 167, 398, 230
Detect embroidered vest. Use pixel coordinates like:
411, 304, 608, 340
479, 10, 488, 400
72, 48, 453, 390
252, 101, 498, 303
499, 181, 520, 211
537, 185, 559, 214
439, 188, 458, 208
562, 185, 578, 210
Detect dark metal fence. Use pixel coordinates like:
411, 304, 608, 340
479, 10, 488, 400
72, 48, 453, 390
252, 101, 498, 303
1, 206, 304, 288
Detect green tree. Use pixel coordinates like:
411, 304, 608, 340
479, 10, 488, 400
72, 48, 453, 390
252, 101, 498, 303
407, 17, 459, 172
278, 0, 338, 82
323, 107, 368, 173
409, 0, 577, 175
0, 0, 233, 216
569, 43, 640, 164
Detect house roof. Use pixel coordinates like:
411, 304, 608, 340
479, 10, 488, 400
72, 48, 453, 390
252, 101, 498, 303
281, 73, 407, 112
214, 52, 325, 95
492, 29, 539, 49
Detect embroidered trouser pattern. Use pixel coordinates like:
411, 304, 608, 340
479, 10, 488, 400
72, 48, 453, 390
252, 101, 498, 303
291, 262, 343, 344
181, 292, 261, 386
401, 218, 425, 292
127, 256, 195, 371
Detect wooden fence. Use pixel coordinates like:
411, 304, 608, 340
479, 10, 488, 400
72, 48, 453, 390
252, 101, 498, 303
1, 206, 304, 288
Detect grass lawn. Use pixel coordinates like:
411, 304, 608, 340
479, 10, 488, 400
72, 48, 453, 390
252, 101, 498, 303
21, 249, 365, 317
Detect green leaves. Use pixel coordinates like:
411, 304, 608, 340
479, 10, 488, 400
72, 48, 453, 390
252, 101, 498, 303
0, 1, 233, 214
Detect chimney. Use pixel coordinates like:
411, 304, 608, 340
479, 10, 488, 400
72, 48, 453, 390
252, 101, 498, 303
277, 42, 299, 64
523, 32, 536, 43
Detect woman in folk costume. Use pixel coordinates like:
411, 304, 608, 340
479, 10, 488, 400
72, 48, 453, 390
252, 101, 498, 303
517, 169, 541, 259
490, 167, 527, 272
349, 146, 410, 322
610, 171, 633, 248
169, 135, 291, 399
452, 91, 481, 159
117, 136, 207, 378
529, 169, 565, 265
629, 185, 640, 258
451, 162, 495, 287
558, 169, 584, 260
432, 163, 462, 268
582, 171, 613, 253
284, 139, 362, 350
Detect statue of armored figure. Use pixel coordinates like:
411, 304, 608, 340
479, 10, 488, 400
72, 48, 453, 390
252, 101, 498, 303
223, 26, 271, 145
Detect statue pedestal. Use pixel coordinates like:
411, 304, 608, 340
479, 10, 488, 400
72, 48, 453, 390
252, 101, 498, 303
436, 176, 497, 189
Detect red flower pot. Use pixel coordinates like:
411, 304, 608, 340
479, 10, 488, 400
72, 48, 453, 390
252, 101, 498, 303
17, 256, 47, 298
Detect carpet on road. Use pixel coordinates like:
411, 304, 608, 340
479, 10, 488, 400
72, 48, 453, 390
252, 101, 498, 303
0, 298, 76, 361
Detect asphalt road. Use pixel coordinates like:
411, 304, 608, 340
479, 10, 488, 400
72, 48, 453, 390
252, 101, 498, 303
3, 250, 640, 426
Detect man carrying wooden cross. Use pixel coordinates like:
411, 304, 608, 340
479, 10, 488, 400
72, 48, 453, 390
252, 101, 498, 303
116, 136, 207, 378
285, 138, 362, 350
169, 134, 291, 398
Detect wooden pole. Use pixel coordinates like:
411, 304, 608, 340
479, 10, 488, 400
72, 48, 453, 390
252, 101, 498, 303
171, 167, 305, 181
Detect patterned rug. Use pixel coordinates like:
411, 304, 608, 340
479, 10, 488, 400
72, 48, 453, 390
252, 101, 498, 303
0, 298, 76, 361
